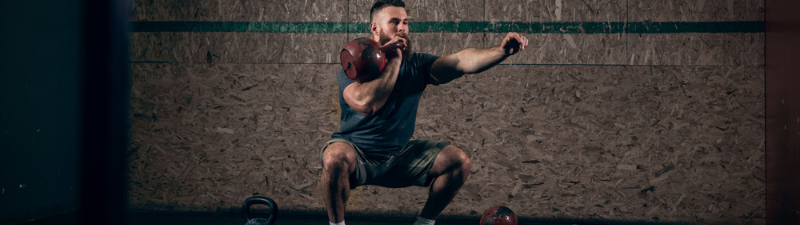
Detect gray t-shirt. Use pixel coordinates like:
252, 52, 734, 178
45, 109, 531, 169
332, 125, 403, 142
332, 52, 441, 158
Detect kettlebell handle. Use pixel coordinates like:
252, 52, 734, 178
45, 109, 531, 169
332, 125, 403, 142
381, 41, 405, 53
243, 196, 278, 225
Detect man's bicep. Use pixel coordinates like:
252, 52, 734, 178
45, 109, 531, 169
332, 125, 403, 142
429, 54, 464, 85
342, 83, 360, 108
342, 83, 372, 116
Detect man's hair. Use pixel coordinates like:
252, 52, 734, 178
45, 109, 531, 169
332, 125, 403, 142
369, 0, 406, 22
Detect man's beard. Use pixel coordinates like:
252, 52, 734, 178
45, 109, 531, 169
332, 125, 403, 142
380, 33, 413, 61
401, 35, 412, 61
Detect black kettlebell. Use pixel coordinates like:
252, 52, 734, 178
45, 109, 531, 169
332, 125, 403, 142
242, 196, 278, 225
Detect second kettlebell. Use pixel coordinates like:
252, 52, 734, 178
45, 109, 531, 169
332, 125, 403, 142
242, 196, 278, 225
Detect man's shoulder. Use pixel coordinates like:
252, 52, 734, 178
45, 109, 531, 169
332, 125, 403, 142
335, 67, 354, 89
412, 52, 439, 59
410, 52, 440, 66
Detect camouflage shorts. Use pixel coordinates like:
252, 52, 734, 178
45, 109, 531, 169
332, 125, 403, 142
320, 138, 449, 188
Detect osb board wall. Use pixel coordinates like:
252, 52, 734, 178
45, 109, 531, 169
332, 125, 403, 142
128, 0, 765, 224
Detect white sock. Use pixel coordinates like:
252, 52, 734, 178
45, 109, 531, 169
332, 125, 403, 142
413, 217, 435, 225
330, 221, 345, 225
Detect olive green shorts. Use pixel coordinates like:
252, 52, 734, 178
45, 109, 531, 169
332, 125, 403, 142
320, 138, 449, 189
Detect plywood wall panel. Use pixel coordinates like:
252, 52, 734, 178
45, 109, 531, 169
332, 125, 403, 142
128, 63, 339, 212
127, 62, 765, 224
349, 0, 485, 23
130, 32, 193, 63
132, 0, 218, 21
130, 32, 287, 64
132, 32, 348, 64
628, 33, 764, 66
413, 65, 765, 223
281, 33, 349, 64
629, 0, 765, 22
486, 0, 626, 22
191, 32, 287, 64
128, 0, 766, 224
132, 0, 347, 22
485, 33, 626, 65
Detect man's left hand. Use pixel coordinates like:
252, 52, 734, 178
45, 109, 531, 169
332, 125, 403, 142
500, 32, 529, 56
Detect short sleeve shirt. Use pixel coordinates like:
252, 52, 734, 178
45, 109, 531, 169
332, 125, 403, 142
332, 53, 441, 158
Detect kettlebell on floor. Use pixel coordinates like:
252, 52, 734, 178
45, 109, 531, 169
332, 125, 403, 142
242, 196, 278, 225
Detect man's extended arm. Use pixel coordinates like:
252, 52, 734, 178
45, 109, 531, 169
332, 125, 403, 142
429, 32, 528, 84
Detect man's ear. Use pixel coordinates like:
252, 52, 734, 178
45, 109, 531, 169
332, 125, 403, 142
370, 22, 379, 37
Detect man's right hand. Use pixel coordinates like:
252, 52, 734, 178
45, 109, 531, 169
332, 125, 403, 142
384, 34, 407, 61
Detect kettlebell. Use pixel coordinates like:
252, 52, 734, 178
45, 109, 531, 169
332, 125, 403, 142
242, 196, 278, 225
340, 37, 405, 83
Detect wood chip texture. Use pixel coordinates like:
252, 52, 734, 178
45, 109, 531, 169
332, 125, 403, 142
128, 0, 765, 224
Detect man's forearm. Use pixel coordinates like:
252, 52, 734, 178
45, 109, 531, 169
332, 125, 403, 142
429, 46, 509, 84
430, 33, 526, 84
349, 58, 401, 112
455, 46, 508, 74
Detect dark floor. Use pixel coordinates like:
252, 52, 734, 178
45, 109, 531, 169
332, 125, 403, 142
126, 211, 473, 225
15, 210, 696, 225
16, 211, 481, 225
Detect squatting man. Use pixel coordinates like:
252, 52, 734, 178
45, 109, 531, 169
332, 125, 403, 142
319, 1, 529, 225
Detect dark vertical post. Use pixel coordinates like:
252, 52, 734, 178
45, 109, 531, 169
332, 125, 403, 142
766, 0, 800, 224
79, 0, 131, 224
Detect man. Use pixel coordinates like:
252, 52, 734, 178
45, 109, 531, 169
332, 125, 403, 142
320, 1, 528, 225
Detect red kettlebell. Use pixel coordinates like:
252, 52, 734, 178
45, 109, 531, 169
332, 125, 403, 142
479, 205, 518, 225
340, 37, 405, 83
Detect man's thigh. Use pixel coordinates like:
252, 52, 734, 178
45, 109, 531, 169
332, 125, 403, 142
364, 140, 450, 188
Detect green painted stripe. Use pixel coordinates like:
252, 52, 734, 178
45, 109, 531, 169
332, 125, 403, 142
131, 21, 764, 33
412, 21, 626, 33
627, 21, 765, 33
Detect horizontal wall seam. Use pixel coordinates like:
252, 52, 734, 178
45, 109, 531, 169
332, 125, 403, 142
130, 21, 765, 33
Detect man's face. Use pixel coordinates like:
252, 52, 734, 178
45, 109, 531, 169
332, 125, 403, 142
372, 6, 409, 44
371, 6, 412, 59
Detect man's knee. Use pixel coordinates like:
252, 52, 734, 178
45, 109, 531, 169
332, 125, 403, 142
443, 145, 471, 180
322, 143, 357, 174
